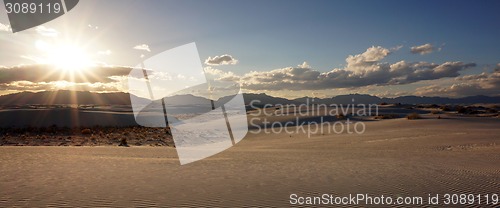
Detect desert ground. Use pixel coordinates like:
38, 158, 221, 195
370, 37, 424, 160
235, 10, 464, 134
0, 106, 499, 207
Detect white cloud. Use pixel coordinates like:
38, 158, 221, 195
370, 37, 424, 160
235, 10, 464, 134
133, 44, 151, 52
415, 66, 500, 97
204, 67, 240, 81
97, 50, 112, 55
410, 43, 435, 55
205, 54, 239, 66
35, 26, 59, 37
87, 24, 99, 30
298, 61, 311, 68
0, 23, 12, 32
344, 46, 394, 74
391, 45, 403, 51
235, 46, 475, 91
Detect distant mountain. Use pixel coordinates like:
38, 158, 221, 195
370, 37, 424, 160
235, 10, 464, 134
0, 91, 499, 106
0, 90, 149, 105
216, 93, 297, 108
326, 94, 383, 104
163, 94, 212, 106
240, 93, 500, 105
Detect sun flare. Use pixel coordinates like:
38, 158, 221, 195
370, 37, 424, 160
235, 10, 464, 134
36, 40, 93, 71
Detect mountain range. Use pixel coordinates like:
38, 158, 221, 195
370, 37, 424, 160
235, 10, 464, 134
0, 91, 499, 106
0, 90, 146, 105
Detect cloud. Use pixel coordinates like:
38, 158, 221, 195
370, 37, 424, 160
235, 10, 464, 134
410, 43, 435, 55
345, 46, 391, 70
133, 44, 151, 52
97, 50, 112, 55
298, 61, 311, 68
0, 80, 122, 92
0, 23, 12, 32
415, 67, 500, 97
0, 64, 133, 84
204, 67, 240, 81
35, 26, 59, 37
205, 54, 239, 66
236, 46, 475, 91
391, 45, 403, 51
87, 24, 99, 30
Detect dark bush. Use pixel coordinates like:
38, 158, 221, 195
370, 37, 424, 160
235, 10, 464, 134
81, 129, 92, 135
407, 113, 422, 120
119, 138, 129, 147
374, 114, 400, 119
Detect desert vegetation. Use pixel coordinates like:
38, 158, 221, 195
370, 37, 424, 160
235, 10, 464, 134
406, 112, 422, 120
0, 126, 174, 147
374, 114, 400, 119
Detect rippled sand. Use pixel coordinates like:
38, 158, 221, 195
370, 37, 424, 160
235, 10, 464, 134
0, 116, 499, 207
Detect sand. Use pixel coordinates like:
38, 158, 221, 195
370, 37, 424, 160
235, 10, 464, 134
0, 114, 499, 207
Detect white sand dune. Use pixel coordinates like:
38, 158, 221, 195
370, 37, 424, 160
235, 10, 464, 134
0, 108, 138, 127
0, 116, 499, 207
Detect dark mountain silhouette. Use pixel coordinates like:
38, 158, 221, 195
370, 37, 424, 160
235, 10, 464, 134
239, 93, 500, 105
162, 94, 212, 106
237, 93, 295, 106
0, 90, 148, 105
0, 91, 499, 106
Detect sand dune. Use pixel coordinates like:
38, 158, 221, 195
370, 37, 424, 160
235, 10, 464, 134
0, 108, 138, 128
0, 115, 498, 207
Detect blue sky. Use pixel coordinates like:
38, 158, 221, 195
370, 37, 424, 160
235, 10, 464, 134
0, 0, 499, 98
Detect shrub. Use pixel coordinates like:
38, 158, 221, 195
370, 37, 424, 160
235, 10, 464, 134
81, 129, 92, 135
374, 114, 399, 119
336, 113, 346, 119
407, 113, 422, 120
440, 105, 452, 111
486, 108, 498, 113
457, 106, 468, 114
119, 138, 129, 147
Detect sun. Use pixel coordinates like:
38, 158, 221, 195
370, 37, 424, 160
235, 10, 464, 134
36, 40, 93, 71
49, 45, 92, 71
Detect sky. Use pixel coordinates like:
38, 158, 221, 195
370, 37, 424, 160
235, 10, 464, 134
0, 0, 499, 98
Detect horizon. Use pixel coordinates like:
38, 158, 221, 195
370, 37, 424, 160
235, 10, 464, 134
1, 1, 500, 207
1, 0, 499, 99
1, 89, 499, 102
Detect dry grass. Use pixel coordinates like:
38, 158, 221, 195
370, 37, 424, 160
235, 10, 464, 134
119, 138, 129, 147
0, 126, 174, 147
431, 110, 441, 114
336, 113, 346, 119
374, 114, 400, 119
81, 129, 92, 135
406, 112, 422, 120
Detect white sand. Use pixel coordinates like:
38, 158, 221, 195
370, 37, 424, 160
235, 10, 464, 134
0, 116, 499, 207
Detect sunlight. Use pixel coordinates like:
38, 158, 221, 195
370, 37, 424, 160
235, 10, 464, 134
36, 40, 92, 71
